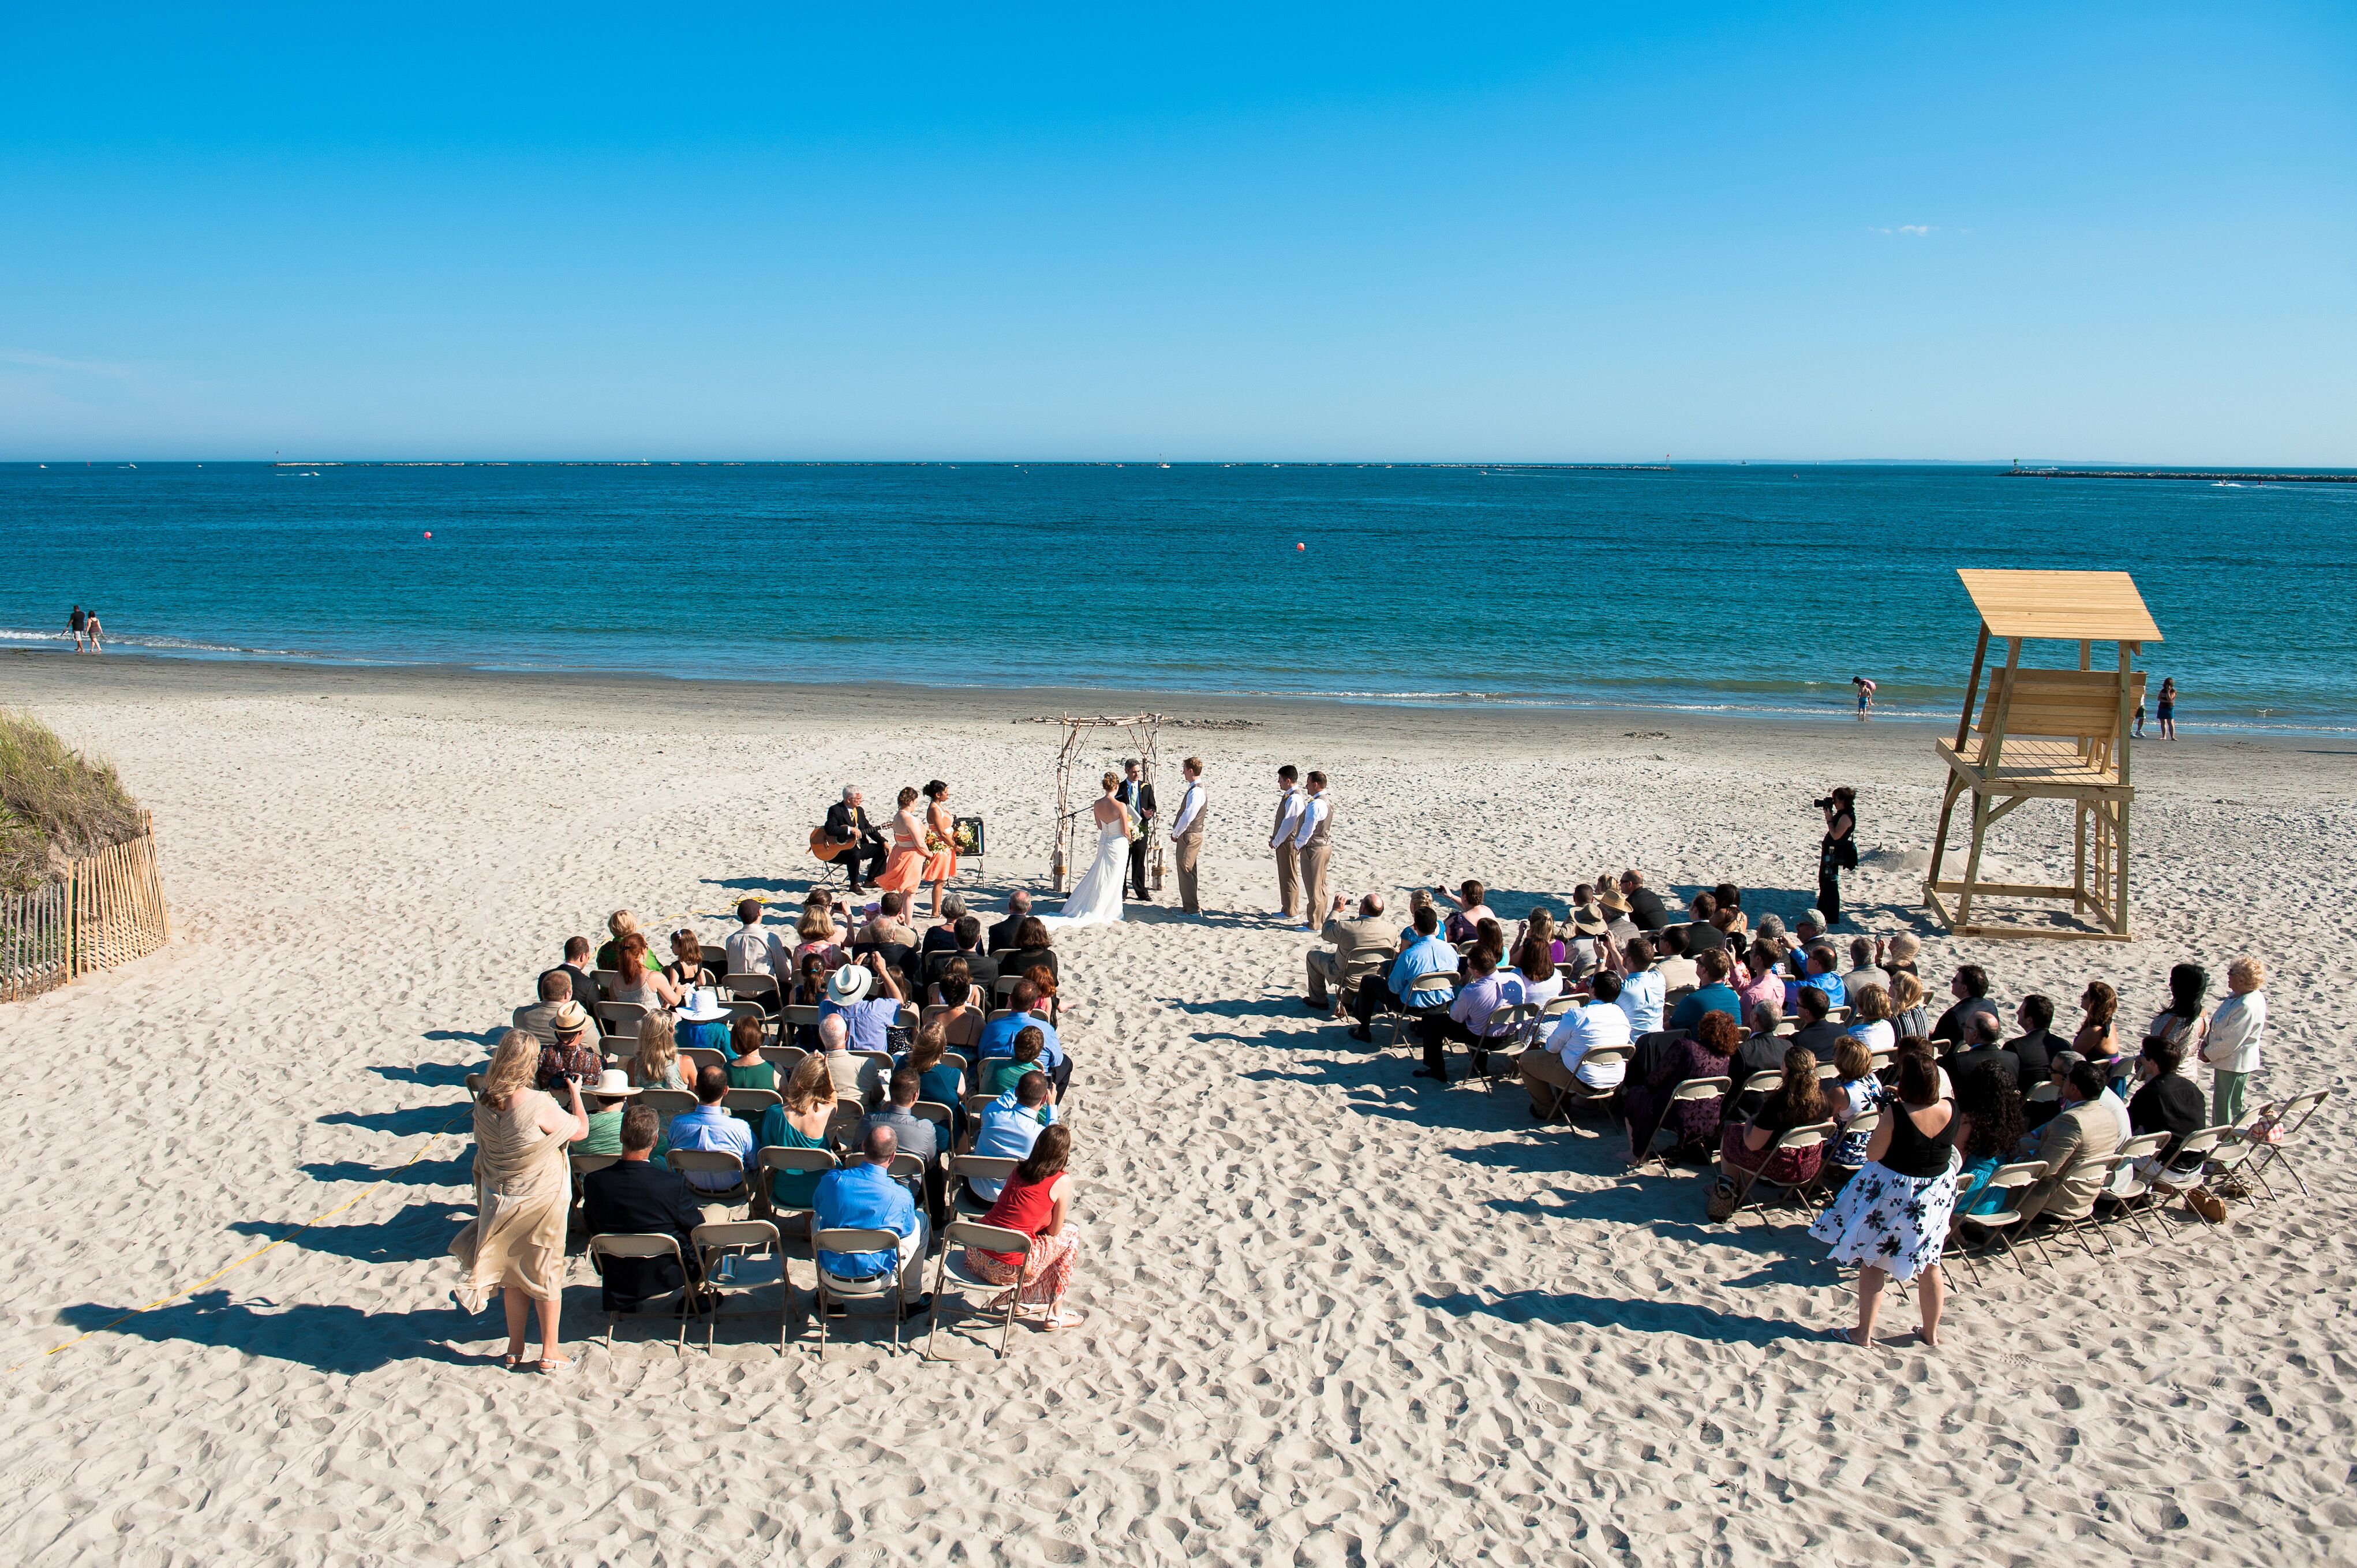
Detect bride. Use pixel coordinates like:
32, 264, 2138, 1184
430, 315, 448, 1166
1041, 770, 1136, 928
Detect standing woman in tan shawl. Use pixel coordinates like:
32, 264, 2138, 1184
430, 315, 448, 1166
451, 1030, 588, 1370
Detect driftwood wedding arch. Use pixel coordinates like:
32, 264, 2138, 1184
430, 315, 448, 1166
1046, 714, 1165, 894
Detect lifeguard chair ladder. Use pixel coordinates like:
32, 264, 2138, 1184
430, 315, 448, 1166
1925, 570, 2160, 941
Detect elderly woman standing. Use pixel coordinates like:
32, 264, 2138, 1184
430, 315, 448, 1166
2202, 955, 2267, 1127
451, 1029, 588, 1371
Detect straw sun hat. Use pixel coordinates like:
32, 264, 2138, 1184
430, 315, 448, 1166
589, 1068, 640, 1098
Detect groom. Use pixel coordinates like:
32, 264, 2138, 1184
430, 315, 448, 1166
1117, 759, 1155, 901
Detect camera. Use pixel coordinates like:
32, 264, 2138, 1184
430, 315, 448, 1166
1812, 796, 1836, 811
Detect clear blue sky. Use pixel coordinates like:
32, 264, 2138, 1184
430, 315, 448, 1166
3, 3, 2351, 462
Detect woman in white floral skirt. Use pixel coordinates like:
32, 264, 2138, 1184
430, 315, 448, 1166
1809, 1039, 1959, 1348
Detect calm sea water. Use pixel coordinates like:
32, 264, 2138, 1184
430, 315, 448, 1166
4, 461, 2352, 730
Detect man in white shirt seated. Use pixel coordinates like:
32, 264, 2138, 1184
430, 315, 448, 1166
723, 899, 788, 991
1519, 971, 1633, 1120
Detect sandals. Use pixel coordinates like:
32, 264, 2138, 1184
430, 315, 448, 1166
537, 1355, 574, 1374
1042, 1307, 1085, 1331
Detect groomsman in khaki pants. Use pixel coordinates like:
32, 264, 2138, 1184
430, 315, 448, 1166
1270, 765, 1303, 920
1168, 757, 1208, 914
1292, 771, 1333, 931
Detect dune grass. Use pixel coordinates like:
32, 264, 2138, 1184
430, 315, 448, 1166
0, 710, 145, 893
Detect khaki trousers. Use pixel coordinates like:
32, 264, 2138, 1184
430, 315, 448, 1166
1274, 842, 1300, 919
1297, 843, 1331, 930
1305, 949, 1344, 1007
1518, 1047, 1578, 1115
1173, 829, 1203, 913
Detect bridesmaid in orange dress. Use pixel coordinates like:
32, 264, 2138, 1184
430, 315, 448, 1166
877, 786, 928, 901
919, 779, 960, 920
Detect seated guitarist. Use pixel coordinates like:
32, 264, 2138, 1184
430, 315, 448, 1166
822, 785, 889, 892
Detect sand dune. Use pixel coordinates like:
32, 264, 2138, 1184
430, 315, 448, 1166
0, 652, 2349, 1566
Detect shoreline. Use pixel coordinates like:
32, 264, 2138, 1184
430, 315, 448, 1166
9, 645, 2351, 745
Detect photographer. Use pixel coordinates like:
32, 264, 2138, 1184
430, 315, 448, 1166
1816, 787, 1857, 927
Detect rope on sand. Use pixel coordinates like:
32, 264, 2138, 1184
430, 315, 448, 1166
2, 1103, 473, 1377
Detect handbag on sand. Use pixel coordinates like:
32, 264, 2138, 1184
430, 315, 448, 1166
1705, 1178, 1743, 1223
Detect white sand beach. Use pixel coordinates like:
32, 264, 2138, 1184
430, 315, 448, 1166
1, 650, 2351, 1566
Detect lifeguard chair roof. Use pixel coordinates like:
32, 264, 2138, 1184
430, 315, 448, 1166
1956, 570, 2162, 644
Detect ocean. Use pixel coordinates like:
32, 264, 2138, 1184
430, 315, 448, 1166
5, 461, 2352, 731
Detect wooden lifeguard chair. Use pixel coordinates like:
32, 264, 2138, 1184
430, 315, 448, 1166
1925, 570, 2160, 941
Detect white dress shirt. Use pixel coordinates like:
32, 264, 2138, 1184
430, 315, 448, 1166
1170, 780, 1205, 836
1544, 1001, 1632, 1087
1291, 793, 1329, 849
1270, 788, 1303, 849
724, 925, 785, 977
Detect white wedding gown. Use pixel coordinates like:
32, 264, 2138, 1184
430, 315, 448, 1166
1042, 821, 1131, 928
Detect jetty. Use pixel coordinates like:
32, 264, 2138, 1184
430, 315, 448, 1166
2004, 467, 2355, 484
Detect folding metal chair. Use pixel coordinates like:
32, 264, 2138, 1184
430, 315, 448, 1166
1630, 1076, 1730, 1176
927, 1221, 1033, 1361
1951, 1159, 2051, 1279
1719, 1119, 1838, 1226
812, 1226, 912, 1357
691, 1219, 787, 1352
586, 1233, 692, 1350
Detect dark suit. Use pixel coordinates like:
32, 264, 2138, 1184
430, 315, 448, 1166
1730, 1033, 1790, 1116
581, 1158, 707, 1311
1943, 1045, 2022, 1097
925, 947, 998, 997
987, 911, 1032, 953
539, 964, 602, 1009
1681, 923, 1729, 957
2006, 1027, 2058, 1090
1789, 1020, 1847, 1065
1117, 778, 1156, 899
1626, 887, 1668, 931
824, 801, 888, 889
1932, 996, 2000, 1045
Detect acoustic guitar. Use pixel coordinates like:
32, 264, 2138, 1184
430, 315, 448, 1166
809, 826, 855, 862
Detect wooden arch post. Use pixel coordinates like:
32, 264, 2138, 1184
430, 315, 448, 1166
1046, 713, 1166, 893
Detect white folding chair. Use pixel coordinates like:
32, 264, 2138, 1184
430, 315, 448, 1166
691, 1219, 787, 1352
586, 1233, 692, 1350
927, 1221, 1033, 1360
1720, 1120, 1838, 1226
811, 1225, 911, 1356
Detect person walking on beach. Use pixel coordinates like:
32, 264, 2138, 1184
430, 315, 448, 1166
1852, 675, 1875, 718
1270, 765, 1304, 921
69, 605, 86, 652
1168, 757, 1207, 915
82, 610, 103, 653
2156, 678, 2177, 740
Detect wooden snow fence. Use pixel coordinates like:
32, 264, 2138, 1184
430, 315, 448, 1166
0, 813, 169, 1001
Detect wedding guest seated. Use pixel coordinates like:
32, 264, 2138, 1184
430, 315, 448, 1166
982, 1027, 1056, 1099
1597, 885, 1642, 945
1617, 869, 1668, 931
549, 935, 602, 1012
595, 908, 641, 972
1510, 935, 1564, 1010
987, 891, 1035, 953
787, 953, 831, 1042
1737, 938, 1785, 1018
1438, 880, 1496, 945
757, 1056, 836, 1211
1791, 910, 1825, 949
1825, 1038, 1885, 1170
2126, 1038, 2205, 1181
1890, 971, 1932, 1042
1940, 1012, 2019, 1096
2071, 981, 2122, 1073
1843, 936, 1889, 1000
1712, 883, 1748, 936
608, 931, 683, 1012
897, 1020, 966, 1137
2006, 994, 2060, 1091
724, 1013, 776, 1127
534, 1001, 601, 1095
674, 989, 732, 1057
1622, 1010, 1740, 1164
925, 958, 987, 1049
820, 953, 907, 1056
581, 1106, 710, 1315
1307, 893, 1397, 1017
1729, 1003, 1793, 1116
1610, 935, 1665, 1035
631, 1013, 689, 1093
724, 899, 787, 981
1653, 925, 1698, 999
1520, 970, 1630, 1118
1349, 901, 1451, 1045
2014, 1059, 2120, 1226
855, 890, 919, 951
571, 1068, 655, 1157
1844, 983, 1895, 1054
1787, 985, 1847, 1063
968, 1072, 1056, 1202
863, 1066, 945, 1223
1933, 964, 1999, 1044
1681, 892, 1728, 956
1562, 908, 1605, 982
806, 888, 852, 945
997, 918, 1060, 985
666, 928, 717, 991
1793, 944, 1846, 1010
967, 1124, 1084, 1331
1514, 907, 1566, 968
1878, 929, 1921, 981
1950, 1068, 2028, 1217
922, 894, 969, 956
924, 917, 999, 994
816, 1016, 883, 1105
1667, 948, 1741, 1032
665, 1065, 754, 1209
793, 904, 846, 972
514, 969, 578, 1048
812, 1126, 930, 1315
1715, 1044, 1829, 1196
1440, 946, 1527, 1078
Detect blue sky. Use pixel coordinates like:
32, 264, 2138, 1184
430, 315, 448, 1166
3, 3, 2351, 462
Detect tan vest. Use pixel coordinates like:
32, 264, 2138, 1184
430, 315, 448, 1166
1303, 795, 1333, 847
1272, 789, 1296, 839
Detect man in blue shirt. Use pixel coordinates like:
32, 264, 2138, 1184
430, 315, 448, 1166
820, 953, 907, 1056
811, 1126, 930, 1312
1798, 944, 1847, 1010
968, 1072, 1058, 1202
1348, 903, 1456, 1079
976, 978, 1069, 1090
664, 1065, 754, 1208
